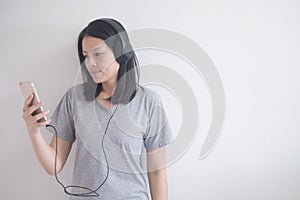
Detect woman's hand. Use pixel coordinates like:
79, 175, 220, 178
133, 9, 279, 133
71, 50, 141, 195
22, 93, 51, 134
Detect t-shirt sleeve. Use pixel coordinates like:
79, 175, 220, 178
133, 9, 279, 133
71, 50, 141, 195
45, 89, 76, 143
144, 92, 174, 150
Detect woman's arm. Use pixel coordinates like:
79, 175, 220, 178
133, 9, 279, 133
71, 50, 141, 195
22, 94, 72, 175
29, 131, 72, 175
147, 147, 168, 200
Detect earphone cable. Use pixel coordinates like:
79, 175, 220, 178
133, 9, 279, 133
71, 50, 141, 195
45, 103, 119, 197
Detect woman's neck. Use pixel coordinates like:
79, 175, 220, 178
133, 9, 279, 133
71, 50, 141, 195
101, 77, 117, 97
99, 62, 119, 98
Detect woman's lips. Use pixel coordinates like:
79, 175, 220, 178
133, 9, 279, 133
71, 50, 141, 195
91, 70, 103, 74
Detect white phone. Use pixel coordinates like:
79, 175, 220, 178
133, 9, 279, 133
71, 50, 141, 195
19, 81, 47, 122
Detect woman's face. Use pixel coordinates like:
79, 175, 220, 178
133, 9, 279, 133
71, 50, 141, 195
82, 36, 120, 83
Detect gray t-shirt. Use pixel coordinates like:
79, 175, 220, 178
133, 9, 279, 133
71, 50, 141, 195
45, 83, 174, 200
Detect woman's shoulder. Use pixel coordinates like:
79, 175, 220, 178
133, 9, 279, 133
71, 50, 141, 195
67, 83, 85, 92
137, 85, 162, 104
64, 83, 86, 100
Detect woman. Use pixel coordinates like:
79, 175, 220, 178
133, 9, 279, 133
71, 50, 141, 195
22, 18, 173, 200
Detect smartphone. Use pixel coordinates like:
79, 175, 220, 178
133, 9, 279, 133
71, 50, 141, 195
19, 81, 47, 122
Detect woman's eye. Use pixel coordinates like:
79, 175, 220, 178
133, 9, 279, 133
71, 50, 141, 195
95, 52, 103, 56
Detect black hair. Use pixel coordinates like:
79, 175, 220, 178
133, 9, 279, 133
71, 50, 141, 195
77, 18, 143, 104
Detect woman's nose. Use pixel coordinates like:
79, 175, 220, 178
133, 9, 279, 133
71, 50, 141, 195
87, 56, 97, 67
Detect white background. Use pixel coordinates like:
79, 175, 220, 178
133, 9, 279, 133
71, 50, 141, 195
0, 0, 299, 199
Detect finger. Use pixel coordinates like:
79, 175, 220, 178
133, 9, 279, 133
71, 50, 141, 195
28, 101, 44, 115
24, 93, 34, 108
36, 118, 52, 127
33, 109, 50, 121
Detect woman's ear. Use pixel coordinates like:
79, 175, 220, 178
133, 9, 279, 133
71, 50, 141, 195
113, 40, 126, 64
